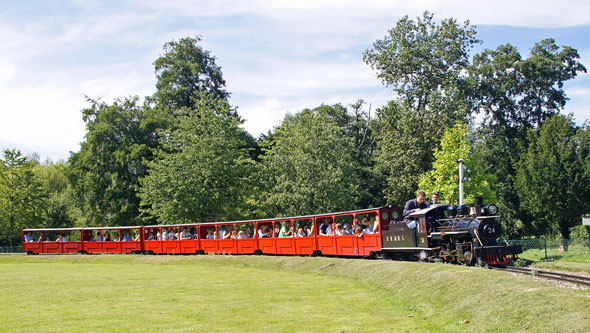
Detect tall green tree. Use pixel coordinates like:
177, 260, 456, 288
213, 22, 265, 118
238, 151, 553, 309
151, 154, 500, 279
68, 96, 159, 226
418, 123, 495, 205
153, 36, 229, 110
34, 161, 77, 229
254, 106, 361, 218
364, 12, 478, 204
470, 40, 586, 237
0, 149, 47, 246
516, 115, 590, 243
139, 93, 252, 224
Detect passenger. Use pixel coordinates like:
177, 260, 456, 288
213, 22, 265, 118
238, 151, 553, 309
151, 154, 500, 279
325, 222, 334, 236
206, 228, 215, 240
403, 191, 428, 218
319, 219, 329, 236
24, 232, 34, 242
296, 227, 306, 237
274, 223, 281, 237
168, 229, 177, 240
279, 221, 293, 238
343, 224, 353, 235
96, 232, 102, 242
237, 229, 247, 239
258, 225, 271, 238
123, 231, 133, 241
244, 228, 251, 238
224, 228, 234, 239
56, 234, 68, 242
193, 231, 199, 239
147, 230, 156, 241
180, 227, 192, 240
355, 226, 364, 238
104, 231, 112, 242
428, 192, 440, 206
88, 235, 96, 242
369, 214, 380, 233
335, 223, 344, 236
218, 226, 227, 239
307, 225, 313, 236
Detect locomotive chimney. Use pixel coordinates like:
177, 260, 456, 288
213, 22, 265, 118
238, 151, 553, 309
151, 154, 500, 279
474, 197, 483, 216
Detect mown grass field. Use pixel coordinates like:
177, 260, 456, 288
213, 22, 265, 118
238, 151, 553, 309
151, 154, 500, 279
1, 255, 589, 332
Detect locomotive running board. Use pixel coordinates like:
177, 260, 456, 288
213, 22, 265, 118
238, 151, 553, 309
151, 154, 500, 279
381, 247, 440, 251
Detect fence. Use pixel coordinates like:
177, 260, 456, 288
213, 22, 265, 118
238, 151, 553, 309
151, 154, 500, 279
0, 246, 23, 253
507, 238, 590, 261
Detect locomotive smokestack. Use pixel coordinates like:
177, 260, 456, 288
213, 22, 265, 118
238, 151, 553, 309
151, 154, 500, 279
474, 197, 483, 216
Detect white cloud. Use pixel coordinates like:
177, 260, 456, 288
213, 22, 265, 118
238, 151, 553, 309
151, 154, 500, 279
1, 0, 589, 160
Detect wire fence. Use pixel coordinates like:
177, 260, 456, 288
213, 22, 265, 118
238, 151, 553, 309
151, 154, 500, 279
507, 238, 590, 261
0, 246, 23, 253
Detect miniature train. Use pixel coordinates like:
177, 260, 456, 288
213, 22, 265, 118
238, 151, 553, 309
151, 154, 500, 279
23, 201, 521, 266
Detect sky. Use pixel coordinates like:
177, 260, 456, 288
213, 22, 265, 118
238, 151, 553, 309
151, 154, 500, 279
1, 0, 589, 161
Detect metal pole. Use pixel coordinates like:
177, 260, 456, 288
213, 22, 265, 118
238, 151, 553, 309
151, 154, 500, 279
457, 159, 464, 206
545, 239, 548, 261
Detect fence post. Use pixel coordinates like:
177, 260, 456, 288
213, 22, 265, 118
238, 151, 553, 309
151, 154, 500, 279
544, 239, 548, 261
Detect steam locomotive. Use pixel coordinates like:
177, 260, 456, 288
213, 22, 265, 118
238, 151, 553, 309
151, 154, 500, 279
381, 198, 521, 265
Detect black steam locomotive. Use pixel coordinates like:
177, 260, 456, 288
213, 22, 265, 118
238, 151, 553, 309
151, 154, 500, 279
381, 199, 521, 266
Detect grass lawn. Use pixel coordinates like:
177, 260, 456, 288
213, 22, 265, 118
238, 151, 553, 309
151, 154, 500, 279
1, 255, 589, 332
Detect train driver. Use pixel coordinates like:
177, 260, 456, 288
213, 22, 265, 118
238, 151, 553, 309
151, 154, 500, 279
403, 191, 428, 219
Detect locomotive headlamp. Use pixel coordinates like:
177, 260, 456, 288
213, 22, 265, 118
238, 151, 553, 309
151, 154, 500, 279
483, 204, 499, 216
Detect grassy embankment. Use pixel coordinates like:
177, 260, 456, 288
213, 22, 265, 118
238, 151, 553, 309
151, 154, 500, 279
1, 255, 588, 332
518, 242, 590, 274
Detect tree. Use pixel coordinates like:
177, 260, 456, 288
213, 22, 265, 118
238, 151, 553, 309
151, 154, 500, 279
470, 40, 586, 237
418, 123, 495, 205
34, 160, 77, 229
68, 96, 159, 227
0, 149, 47, 246
153, 36, 229, 110
516, 115, 590, 245
139, 93, 252, 224
253, 106, 361, 218
364, 12, 478, 204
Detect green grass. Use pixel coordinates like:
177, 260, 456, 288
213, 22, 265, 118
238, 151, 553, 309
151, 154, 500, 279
1, 255, 589, 332
519, 243, 590, 273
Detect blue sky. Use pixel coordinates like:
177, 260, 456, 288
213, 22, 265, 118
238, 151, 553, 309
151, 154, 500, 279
1, 0, 589, 161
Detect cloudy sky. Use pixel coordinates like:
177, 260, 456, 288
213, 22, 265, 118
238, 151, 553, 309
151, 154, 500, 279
1, 0, 589, 161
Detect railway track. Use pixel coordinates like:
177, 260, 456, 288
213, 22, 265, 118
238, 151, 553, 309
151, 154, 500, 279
493, 266, 590, 286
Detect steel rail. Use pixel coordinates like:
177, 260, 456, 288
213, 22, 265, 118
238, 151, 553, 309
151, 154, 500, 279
493, 266, 590, 286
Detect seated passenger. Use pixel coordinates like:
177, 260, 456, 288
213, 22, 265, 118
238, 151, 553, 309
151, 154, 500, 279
24, 232, 34, 242
369, 214, 380, 233
237, 230, 247, 239
147, 230, 156, 241
96, 233, 102, 242
279, 221, 293, 238
403, 191, 428, 218
325, 222, 334, 236
180, 227, 192, 240
307, 225, 313, 236
296, 227, 306, 237
103, 231, 112, 242
335, 223, 344, 236
343, 224, 353, 235
218, 226, 227, 239
258, 225, 271, 238
355, 226, 364, 238
318, 219, 328, 236
123, 231, 133, 241
274, 224, 281, 237
224, 229, 234, 239
56, 234, 68, 242
167, 229, 177, 240
206, 228, 215, 239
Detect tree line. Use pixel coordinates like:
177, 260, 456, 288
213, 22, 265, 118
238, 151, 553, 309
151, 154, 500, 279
2, 12, 589, 247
